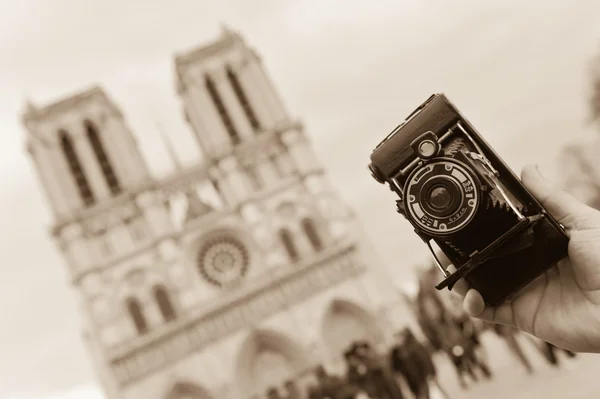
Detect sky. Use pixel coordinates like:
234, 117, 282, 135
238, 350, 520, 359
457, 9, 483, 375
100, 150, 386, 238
1, 0, 600, 398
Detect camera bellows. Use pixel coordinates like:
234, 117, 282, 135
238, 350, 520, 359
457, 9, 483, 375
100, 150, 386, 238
368, 93, 570, 305
443, 189, 524, 258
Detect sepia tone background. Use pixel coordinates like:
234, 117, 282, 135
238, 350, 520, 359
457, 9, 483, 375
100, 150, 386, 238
2, 0, 600, 398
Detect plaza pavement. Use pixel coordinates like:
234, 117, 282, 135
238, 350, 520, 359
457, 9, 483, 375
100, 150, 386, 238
433, 332, 600, 399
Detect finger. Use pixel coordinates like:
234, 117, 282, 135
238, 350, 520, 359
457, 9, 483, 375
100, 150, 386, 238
463, 289, 515, 326
463, 289, 485, 316
521, 164, 597, 229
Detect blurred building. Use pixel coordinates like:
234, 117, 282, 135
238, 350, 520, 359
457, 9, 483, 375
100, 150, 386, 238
20, 28, 411, 399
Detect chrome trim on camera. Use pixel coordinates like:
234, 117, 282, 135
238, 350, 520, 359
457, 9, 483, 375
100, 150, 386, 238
426, 240, 450, 277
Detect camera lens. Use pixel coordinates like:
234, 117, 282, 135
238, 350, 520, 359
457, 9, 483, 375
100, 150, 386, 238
429, 186, 453, 211
404, 159, 481, 236
420, 177, 462, 218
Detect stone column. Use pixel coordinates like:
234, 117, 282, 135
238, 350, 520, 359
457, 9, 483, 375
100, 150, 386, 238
248, 60, 288, 124
236, 60, 274, 130
189, 74, 232, 155
89, 117, 129, 190
73, 125, 112, 200
180, 82, 216, 157
52, 135, 89, 212
97, 116, 150, 190
109, 105, 153, 185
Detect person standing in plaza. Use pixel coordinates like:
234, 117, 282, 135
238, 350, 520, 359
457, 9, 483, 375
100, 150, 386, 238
345, 341, 405, 399
282, 380, 301, 399
390, 327, 443, 399
492, 324, 534, 374
307, 365, 356, 399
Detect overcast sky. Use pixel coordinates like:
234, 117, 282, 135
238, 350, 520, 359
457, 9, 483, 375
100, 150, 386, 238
2, 1, 600, 398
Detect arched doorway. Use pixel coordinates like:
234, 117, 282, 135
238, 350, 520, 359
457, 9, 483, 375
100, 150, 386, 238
165, 381, 212, 399
321, 299, 382, 363
236, 329, 312, 396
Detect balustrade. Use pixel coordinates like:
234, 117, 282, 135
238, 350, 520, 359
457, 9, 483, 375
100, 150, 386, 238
110, 243, 362, 386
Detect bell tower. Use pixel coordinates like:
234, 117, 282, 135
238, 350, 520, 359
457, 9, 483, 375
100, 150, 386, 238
175, 27, 289, 156
23, 87, 152, 216
22, 86, 174, 399
174, 27, 323, 208
23, 28, 411, 399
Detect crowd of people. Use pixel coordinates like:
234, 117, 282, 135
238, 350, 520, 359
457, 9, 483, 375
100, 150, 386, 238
257, 164, 600, 398
261, 264, 579, 399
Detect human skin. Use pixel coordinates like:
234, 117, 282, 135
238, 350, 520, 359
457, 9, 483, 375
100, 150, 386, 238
454, 164, 600, 353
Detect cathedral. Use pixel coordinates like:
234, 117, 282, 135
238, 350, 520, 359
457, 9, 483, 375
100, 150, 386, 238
21, 27, 413, 399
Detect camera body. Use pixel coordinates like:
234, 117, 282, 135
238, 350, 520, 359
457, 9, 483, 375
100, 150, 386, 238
368, 94, 569, 306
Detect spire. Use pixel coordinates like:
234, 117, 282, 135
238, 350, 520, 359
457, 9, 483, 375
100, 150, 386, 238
154, 118, 183, 173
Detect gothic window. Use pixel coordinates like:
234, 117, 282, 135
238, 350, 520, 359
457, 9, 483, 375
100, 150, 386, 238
197, 236, 250, 287
301, 218, 323, 252
84, 120, 121, 196
226, 66, 261, 131
125, 297, 148, 335
153, 285, 177, 322
59, 130, 95, 206
205, 74, 240, 145
279, 228, 299, 262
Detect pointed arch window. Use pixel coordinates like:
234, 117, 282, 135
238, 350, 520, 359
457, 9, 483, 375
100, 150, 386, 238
226, 66, 261, 131
59, 130, 95, 206
153, 285, 177, 322
125, 297, 148, 335
279, 228, 299, 262
85, 120, 121, 195
301, 218, 323, 252
205, 74, 240, 145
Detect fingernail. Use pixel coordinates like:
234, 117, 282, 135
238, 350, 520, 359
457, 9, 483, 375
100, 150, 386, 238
533, 164, 547, 180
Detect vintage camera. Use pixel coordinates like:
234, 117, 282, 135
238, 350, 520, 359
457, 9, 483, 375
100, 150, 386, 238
368, 94, 569, 306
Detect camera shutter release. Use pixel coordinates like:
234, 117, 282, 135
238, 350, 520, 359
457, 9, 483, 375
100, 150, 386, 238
418, 140, 437, 157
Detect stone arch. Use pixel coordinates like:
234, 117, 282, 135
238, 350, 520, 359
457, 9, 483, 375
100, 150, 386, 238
165, 381, 213, 399
153, 284, 177, 322
235, 328, 313, 396
321, 298, 382, 362
125, 296, 148, 335
114, 266, 171, 302
300, 217, 323, 252
110, 266, 179, 336
273, 200, 321, 224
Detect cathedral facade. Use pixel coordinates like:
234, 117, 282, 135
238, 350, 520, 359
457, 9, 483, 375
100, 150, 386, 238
22, 28, 411, 399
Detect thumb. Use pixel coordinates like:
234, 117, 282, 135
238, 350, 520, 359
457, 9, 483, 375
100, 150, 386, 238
521, 164, 598, 230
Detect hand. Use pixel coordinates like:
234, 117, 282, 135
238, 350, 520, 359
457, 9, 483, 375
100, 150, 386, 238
457, 164, 600, 353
